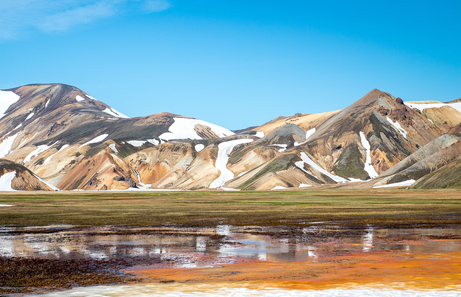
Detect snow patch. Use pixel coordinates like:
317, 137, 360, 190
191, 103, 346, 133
0, 171, 16, 191
0, 91, 20, 119
299, 184, 312, 188
160, 118, 234, 141
44, 144, 69, 164
195, 144, 205, 152
85, 94, 97, 100
24, 144, 51, 163
405, 101, 461, 114
0, 204, 15, 207
270, 144, 287, 153
296, 152, 347, 183
373, 179, 416, 188
348, 178, 367, 183
305, 128, 316, 140
76, 95, 85, 102
103, 107, 129, 118
0, 134, 19, 158
255, 131, 264, 138
210, 139, 253, 188
272, 185, 288, 190
79, 134, 109, 148
33, 174, 60, 191
386, 116, 407, 139
237, 170, 249, 177
25, 112, 35, 120
359, 132, 379, 179
428, 119, 434, 124
127, 140, 146, 147
147, 139, 159, 145
109, 143, 118, 153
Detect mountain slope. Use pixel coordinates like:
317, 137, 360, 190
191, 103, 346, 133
0, 83, 459, 191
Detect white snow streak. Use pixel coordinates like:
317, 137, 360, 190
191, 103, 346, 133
76, 95, 85, 102
127, 140, 146, 147
102, 107, 129, 118
299, 184, 312, 188
44, 144, 69, 164
195, 144, 205, 152
25, 112, 35, 120
210, 139, 253, 188
405, 101, 461, 114
305, 128, 316, 140
79, 134, 109, 148
147, 139, 159, 146
160, 118, 234, 141
0, 204, 15, 207
24, 144, 51, 163
296, 152, 347, 183
0, 134, 19, 158
0, 91, 20, 119
255, 131, 264, 138
0, 171, 16, 191
109, 143, 118, 153
359, 132, 379, 179
271, 185, 288, 190
270, 144, 287, 152
373, 179, 416, 188
33, 174, 60, 191
386, 116, 407, 139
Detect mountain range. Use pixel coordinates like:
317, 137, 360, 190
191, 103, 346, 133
0, 83, 460, 191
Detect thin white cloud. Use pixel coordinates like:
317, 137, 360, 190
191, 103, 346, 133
0, 0, 172, 40
38, 1, 117, 32
143, 0, 172, 13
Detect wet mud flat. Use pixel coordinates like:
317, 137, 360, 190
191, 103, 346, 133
1, 223, 461, 296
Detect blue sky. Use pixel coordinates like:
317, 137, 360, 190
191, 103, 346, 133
1, 0, 460, 130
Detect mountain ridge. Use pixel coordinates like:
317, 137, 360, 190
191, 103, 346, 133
0, 83, 460, 191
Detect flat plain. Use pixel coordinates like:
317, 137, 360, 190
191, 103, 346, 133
1, 189, 461, 227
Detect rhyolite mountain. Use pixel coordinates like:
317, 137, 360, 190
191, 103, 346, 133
0, 83, 460, 191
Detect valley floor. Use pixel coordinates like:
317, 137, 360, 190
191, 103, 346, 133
0, 189, 461, 296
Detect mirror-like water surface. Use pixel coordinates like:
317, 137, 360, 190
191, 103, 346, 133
1, 224, 461, 265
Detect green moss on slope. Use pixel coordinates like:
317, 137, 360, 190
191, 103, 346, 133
334, 144, 369, 180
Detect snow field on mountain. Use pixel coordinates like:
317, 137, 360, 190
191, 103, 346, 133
386, 116, 407, 139
0, 171, 16, 191
0, 91, 20, 119
25, 113, 35, 120
255, 131, 264, 138
24, 144, 52, 163
270, 144, 287, 152
210, 139, 254, 188
373, 179, 416, 188
195, 144, 205, 152
44, 144, 69, 164
33, 174, 60, 191
305, 128, 316, 140
103, 107, 129, 118
271, 185, 288, 190
0, 134, 19, 158
76, 95, 85, 102
359, 132, 379, 179
109, 143, 118, 153
296, 152, 348, 183
160, 118, 234, 141
79, 134, 109, 148
127, 140, 146, 147
405, 101, 461, 114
